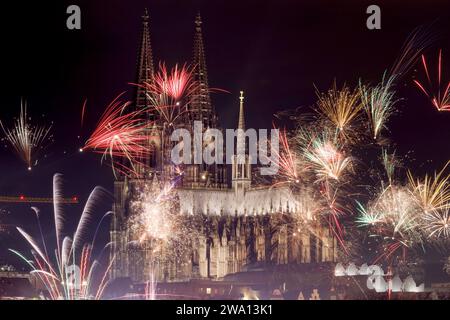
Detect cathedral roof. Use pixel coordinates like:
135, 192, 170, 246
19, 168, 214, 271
177, 185, 299, 216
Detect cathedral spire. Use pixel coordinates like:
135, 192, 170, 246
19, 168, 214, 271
237, 91, 246, 156
183, 12, 226, 189
238, 91, 245, 130
232, 91, 251, 192
191, 12, 216, 127
134, 9, 158, 175
135, 8, 155, 111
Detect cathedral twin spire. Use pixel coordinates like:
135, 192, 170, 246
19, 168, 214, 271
134, 10, 217, 129
133, 9, 225, 186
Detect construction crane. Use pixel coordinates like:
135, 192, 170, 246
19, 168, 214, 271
0, 195, 79, 204
0, 196, 79, 232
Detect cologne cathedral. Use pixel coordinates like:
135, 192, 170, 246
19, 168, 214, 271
110, 10, 338, 283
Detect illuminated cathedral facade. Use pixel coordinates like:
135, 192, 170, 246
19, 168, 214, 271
110, 10, 338, 283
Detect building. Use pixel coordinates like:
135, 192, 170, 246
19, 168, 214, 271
0, 267, 36, 300
109, 9, 337, 284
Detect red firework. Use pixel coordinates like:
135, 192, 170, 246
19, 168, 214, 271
134, 63, 197, 126
82, 93, 151, 177
276, 129, 301, 185
134, 62, 228, 127
264, 128, 302, 187
152, 63, 196, 101
413, 49, 450, 112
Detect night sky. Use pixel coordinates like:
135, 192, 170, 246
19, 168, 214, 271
0, 0, 450, 268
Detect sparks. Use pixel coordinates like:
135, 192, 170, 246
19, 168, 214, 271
360, 75, 398, 140
414, 50, 450, 112
126, 176, 200, 281
83, 93, 152, 177
423, 207, 450, 239
10, 174, 112, 300
134, 62, 196, 127
267, 129, 302, 186
1, 100, 52, 170
389, 24, 436, 79
408, 161, 450, 213
296, 128, 351, 182
316, 83, 363, 139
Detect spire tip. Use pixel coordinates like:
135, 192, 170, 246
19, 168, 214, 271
142, 8, 149, 22
238, 91, 245, 130
195, 12, 202, 29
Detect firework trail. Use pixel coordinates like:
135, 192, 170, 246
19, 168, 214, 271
266, 24, 445, 270
265, 128, 302, 187
381, 149, 400, 186
278, 130, 301, 184
389, 24, 436, 79
80, 99, 87, 128
258, 127, 345, 253
360, 75, 398, 140
285, 99, 357, 255
291, 125, 352, 253
1, 100, 52, 170
82, 93, 151, 177
319, 179, 350, 254
413, 50, 450, 112
145, 267, 158, 300
10, 173, 112, 300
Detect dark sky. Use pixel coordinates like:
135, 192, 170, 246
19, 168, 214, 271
0, 0, 450, 267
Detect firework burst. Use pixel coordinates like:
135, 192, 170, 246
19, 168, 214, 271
266, 129, 302, 187
360, 75, 398, 140
422, 207, 450, 239
381, 149, 400, 186
296, 128, 351, 182
356, 185, 423, 262
134, 62, 196, 127
408, 161, 450, 213
127, 176, 200, 282
82, 93, 152, 177
356, 201, 384, 226
413, 50, 450, 112
372, 186, 421, 238
151, 63, 196, 102
1, 101, 52, 170
315, 83, 363, 140
129, 179, 177, 243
